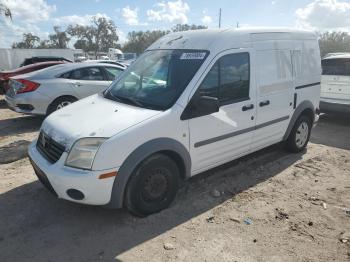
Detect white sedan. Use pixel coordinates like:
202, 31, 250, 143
5, 63, 124, 115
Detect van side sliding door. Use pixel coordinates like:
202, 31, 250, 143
252, 48, 294, 149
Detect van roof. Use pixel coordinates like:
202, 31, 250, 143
147, 28, 317, 52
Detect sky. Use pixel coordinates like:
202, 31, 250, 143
1, 0, 350, 48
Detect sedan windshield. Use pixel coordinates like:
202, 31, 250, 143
105, 49, 209, 110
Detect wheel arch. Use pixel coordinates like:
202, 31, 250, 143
106, 138, 191, 209
46, 95, 78, 114
283, 100, 315, 141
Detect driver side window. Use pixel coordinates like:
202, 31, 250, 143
197, 52, 250, 105
199, 63, 219, 98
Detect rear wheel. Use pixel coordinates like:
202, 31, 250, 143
286, 115, 312, 153
124, 154, 180, 217
47, 96, 77, 115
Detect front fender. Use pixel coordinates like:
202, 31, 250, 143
105, 138, 191, 209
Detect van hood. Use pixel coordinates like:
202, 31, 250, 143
41, 94, 161, 149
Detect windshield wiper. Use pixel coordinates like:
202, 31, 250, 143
115, 95, 145, 107
105, 90, 146, 108
105, 90, 161, 110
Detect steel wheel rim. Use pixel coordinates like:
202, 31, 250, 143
56, 101, 72, 110
295, 121, 309, 148
142, 168, 169, 202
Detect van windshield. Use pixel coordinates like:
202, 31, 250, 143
322, 58, 350, 76
105, 49, 209, 110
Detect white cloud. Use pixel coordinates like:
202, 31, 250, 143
0, 21, 49, 48
147, 0, 190, 24
53, 15, 92, 26
296, 0, 350, 31
121, 6, 139, 26
0, 11, 111, 48
201, 15, 212, 25
53, 13, 110, 26
117, 29, 127, 44
3, 0, 56, 23
0, 0, 55, 47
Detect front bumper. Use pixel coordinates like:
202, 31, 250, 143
28, 140, 117, 205
320, 100, 350, 114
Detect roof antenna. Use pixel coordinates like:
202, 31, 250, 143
219, 8, 222, 28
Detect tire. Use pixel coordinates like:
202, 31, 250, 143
124, 154, 180, 217
47, 96, 77, 115
286, 115, 312, 153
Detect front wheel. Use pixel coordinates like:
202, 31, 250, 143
286, 115, 312, 153
124, 154, 180, 217
47, 96, 77, 115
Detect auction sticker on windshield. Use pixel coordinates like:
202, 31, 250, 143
180, 52, 207, 60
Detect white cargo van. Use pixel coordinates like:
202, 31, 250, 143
320, 53, 350, 113
28, 29, 321, 216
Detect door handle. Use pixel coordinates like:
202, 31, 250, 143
73, 82, 82, 87
242, 104, 254, 111
259, 100, 270, 107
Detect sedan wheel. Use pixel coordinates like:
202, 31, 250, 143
56, 101, 72, 110
47, 96, 77, 115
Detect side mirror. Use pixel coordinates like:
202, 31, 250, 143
181, 95, 219, 120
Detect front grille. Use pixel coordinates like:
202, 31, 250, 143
29, 157, 58, 197
36, 132, 65, 163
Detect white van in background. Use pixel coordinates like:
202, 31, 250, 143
28, 28, 321, 216
321, 53, 350, 113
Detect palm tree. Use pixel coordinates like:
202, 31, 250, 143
0, 3, 12, 20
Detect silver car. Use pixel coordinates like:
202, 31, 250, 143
5, 63, 124, 115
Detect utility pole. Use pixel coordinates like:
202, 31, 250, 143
219, 8, 222, 28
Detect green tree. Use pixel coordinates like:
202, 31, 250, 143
12, 33, 40, 48
68, 16, 118, 57
0, 3, 11, 20
318, 31, 350, 57
48, 26, 70, 48
122, 30, 169, 54
67, 24, 95, 52
37, 40, 51, 49
172, 24, 207, 32
73, 39, 89, 51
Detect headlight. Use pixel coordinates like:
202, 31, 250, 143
65, 138, 107, 170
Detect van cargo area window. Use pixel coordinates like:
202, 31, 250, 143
198, 52, 250, 105
104, 49, 209, 110
322, 58, 350, 76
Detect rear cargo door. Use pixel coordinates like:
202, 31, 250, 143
321, 58, 350, 101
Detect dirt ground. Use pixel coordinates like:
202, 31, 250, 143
0, 95, 349, 262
